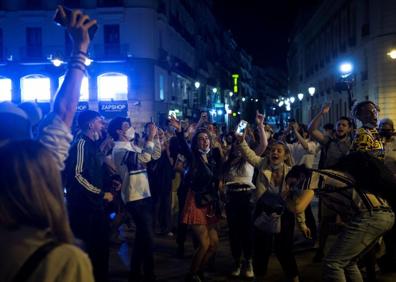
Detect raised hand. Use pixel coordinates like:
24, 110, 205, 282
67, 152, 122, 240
321, 102, 331, 114
168, 115, 181, 131
58, 5, 97, 53
147, 123, 158, 139
256, 110, 265, 125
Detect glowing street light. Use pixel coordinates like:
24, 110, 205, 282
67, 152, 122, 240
278, 101, 284, 107
84, 58, 93, 66
339, 62, 353, 78
229, 91, 233, 97
290, 97, 295, 103
51, 58, 63, 67
194, 81, 200, 89
297, 93, 304, 101
212, 87, 218, 93
308, 87, 316, 96
388, 49, 396, 59
255, 98, 259, 102
242, 97, 246, 102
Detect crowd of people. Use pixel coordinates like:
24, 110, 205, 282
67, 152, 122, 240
1, 6, 396, 282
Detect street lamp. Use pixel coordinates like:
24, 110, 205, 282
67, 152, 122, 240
337, 61, 354, 109
339, 62, 353, 78
194, 81, 200, 89
297, 93, 304, 101
290, 96, 295, 103
51, 58, 63, 67
388, 49, 396, 59
308, 87, 316, 96
229, 91, 233, 97
212, 87, 217, 93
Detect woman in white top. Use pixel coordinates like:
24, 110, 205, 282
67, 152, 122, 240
223, 112, 267, 279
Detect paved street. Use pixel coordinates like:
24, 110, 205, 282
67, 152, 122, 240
108, 220, 396, 282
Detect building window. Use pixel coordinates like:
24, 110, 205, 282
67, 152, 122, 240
97, 72, 128, 101
0, 76, 12, 101
21, 74, 51, 102
159, 75, 165, 101
26, 27, 42, 58
58, 75, 89, 101
104, 24, 120, 56
0, 29, 3, 61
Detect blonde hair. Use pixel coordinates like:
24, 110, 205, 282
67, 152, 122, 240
269, 141, 293, 167
0, 140, 74, 243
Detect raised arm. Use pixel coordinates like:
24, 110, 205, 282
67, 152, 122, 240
254, 111, 268, 156
291, 122, 309, 150
53, 7, 97, 128
307, 103, 331, 145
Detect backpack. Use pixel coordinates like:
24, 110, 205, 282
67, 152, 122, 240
332, 152, 396, 210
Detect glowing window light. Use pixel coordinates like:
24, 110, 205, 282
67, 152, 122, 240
0, 77, 12, 101
59, 75, 89, 101
21, 75, 51, 102
97, 73, 128, 101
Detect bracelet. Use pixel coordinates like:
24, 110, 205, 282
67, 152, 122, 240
72, 50, 89, 58
69, 60, 86, 68
68, 64, 87, 74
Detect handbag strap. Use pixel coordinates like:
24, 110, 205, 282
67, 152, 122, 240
12, 241, 61, 282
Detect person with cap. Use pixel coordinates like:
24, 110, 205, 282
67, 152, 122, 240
64, 110, 114, 282
0, 5, 96, 171
108, 117, 161, 282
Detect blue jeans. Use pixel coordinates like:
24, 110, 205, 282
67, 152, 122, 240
126, 197, 155, 280
323, 209, 395, 282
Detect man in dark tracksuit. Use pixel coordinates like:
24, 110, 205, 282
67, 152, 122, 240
65, 110, 114, 282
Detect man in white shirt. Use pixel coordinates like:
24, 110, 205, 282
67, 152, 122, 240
108, 117, 161, 282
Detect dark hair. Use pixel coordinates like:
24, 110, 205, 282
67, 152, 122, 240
323, 123, 334, 131
338, 116, 353, 128
108, 117, 130, 141
351, 100, 379, 120
77, 110, 101, 131
223, 143, 246, 175
191, 128, 211, 152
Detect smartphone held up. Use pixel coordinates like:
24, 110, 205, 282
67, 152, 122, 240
236, 120, 248, 136
53, 6, 98, 41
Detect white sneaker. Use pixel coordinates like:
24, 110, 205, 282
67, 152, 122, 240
244, 260, 254, 278
231, 263, 241, 277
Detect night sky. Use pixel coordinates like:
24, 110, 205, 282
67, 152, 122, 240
213, 0, 320, 71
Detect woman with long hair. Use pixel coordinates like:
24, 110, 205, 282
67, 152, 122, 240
0, 140, 94, 282
169, 116, 222, 282
223, 112, 267, 279
237, 133, 303, 282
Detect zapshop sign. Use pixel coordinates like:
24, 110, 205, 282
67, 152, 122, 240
99, 101, 128, 118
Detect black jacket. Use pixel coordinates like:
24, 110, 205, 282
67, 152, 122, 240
65, 135, 105, 210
